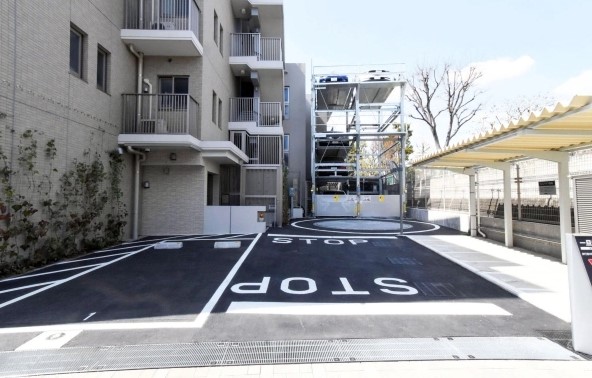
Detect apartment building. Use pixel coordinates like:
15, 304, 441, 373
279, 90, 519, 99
0, 0, 304, 241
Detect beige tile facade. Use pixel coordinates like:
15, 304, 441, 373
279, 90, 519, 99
2, 0, 303, 243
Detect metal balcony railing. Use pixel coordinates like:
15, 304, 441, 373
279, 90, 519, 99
122, 94, 199, 137
229, 98, 282, 127
246, 135, 283, 165
230, 33, 282, 61
124, 0, 200, 38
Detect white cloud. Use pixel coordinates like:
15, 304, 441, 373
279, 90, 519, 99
465, 55, 535, 86
553, 70, 592, 101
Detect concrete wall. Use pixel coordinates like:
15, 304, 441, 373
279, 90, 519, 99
204, 206, 266, 234
479, 217, 562, 259
408, 208, 563, 259
408, 208, 471, 232
283, 63, 308, 209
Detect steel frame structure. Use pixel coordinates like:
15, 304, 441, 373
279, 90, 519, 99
310, 65, 407, 227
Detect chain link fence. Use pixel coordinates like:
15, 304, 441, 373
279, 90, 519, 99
407, 148, 592, 226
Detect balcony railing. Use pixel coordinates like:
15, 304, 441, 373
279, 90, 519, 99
246, 135, 283, 165
229, 98, 281, 127
124, 0, 200, 38
122, 94, 199, 137
230, 33, 282, 62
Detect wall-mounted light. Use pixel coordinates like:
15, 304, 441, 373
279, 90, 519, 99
241, 8, 247, 15
142, 181, 150, 189
170, 152, 177, 161
240, 69, 245, 75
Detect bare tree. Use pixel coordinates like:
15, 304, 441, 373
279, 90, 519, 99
481, 94, 556, 131
407, 63, 483, 150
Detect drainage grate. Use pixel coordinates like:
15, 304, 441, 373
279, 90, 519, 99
0, 337, 583, 376
388, 257, 423, 266
371, 240, 394, 248
413, 282, 466, 298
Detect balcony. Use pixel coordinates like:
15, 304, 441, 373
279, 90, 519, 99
121, 0, 203, 56
229, 98, 282, 134
121, 93, 199, 143
230, 33, 283, 72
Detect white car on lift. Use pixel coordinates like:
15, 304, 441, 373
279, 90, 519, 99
361, 69, 393, 82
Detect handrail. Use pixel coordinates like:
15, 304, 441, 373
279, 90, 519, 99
122, 94, 199, 137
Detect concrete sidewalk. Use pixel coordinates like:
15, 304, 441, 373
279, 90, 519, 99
44, 360, 592, 377
407, 235, 571, 322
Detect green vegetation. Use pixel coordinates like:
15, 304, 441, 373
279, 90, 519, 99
0, 130, 127, 277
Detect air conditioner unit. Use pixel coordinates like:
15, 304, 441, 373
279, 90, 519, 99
139, 119, 167, 133
151, 21, 176, 30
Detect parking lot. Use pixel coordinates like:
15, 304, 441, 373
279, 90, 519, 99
0, 219, 572, 354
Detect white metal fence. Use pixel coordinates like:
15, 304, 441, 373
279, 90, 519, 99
122, 94, 199, 137
230, 33, 282, 61
124, 0, 200, 38
229, 98, 281, 127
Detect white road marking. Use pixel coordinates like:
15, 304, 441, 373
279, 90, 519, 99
226, 301, 512, 316
225, 234, 252, 239
15, 330, 82, 351
193, 233, 262, 327
89, 244, 155, 254
268, 234, 398, 239
0, 264, 102, 282
0, 245, 153, 310
290, 218, 440, 234
83, 312, 96, 321
0, 281, 61, 294
174, 238, 256, 242
55, 252, 130, 264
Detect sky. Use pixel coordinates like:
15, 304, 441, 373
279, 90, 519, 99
282, 0, 592, 151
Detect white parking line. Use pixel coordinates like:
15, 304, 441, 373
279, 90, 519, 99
55, 252, 130, 264
0, 264, 102, 282
226, 301, 512, 316
193, 233, 262, 327
268, 234, 398, 239
0, 281, 61, 294
0, 245, 153, 310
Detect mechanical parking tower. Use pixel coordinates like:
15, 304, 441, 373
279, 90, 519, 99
311, 64, 407, 224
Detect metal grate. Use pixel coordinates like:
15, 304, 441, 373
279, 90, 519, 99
371, 240, 394, 248
388, 257, 423, 266
413, 282, 466, 298
0, 337, 583, 376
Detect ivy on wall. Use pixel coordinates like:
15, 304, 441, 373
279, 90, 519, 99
0, 130, 127, 277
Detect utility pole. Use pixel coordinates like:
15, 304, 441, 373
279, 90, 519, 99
514, 165, 522, 220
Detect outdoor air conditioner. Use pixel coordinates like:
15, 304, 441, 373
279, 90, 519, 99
151, 21, 176, 30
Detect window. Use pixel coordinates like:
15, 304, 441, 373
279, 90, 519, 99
284, 86, 290, 119
283, 135, 290, 166
96, 45, 110, 93
159, 76, 189, 108
219, 24, 224, 55
70, 26, 85, 78
218, 97, 223, 127
212, 91, 218, 124
214, 11, 219, 45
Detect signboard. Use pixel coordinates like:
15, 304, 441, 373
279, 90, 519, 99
568, 234, 592, 355
575, 236, 592, 285
538, 180, 556, 195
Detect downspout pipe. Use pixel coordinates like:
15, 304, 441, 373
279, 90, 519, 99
127, 44, 145, 240
127, 146, 146, 240
128, 44, 144, 121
